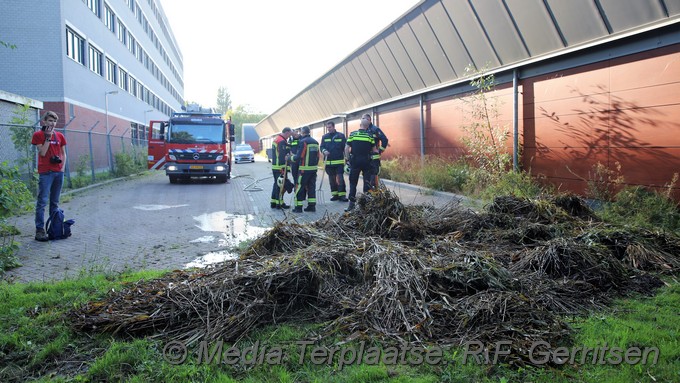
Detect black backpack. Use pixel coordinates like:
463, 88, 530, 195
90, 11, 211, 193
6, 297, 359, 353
46, 209, 75, 240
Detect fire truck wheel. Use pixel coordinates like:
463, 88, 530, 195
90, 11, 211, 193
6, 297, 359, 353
169, 175, 179, 184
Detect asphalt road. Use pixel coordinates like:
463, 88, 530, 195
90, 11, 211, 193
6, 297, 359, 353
4, 156, 461, 283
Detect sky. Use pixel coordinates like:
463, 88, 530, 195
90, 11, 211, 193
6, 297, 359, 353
160, 0, 421, 114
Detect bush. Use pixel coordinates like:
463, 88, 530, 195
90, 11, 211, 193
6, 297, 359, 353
601, 186, 680, 233
421, 157, 469, 192
0, 161, 32, 272
380, 156, 421, 185
479, 170, 548, 201
113, 151, 146, 177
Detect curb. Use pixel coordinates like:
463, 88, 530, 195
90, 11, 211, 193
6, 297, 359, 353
379, 178, 469, 203
61, 171, 151, 196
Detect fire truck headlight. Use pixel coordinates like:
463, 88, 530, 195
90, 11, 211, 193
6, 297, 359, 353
215, 165, 226, 172
216, 155, 223, 161
167, 165, 178, 171
169, 154, 177, 161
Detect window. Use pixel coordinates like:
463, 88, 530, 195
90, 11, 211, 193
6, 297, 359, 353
130, 76, 138, 97
117, 18, 127, 46
85, 0, 100, 17
119, 68, 129, 91
106, 58, 116, 83
104, 5, 115, 33
65, 28, 85, 64
88, 45, 102, 75
128, 35, 136, 56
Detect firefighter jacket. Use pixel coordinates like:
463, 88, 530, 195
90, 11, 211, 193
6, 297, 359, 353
367, 123, 388, 160
271, 134, 289, 171
346, 129, 375, 160
320, 131, 347, 166
288, 135, 300, 154
290, 134, 320, 171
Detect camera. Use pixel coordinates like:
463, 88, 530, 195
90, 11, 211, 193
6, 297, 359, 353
50, 155, 62, 164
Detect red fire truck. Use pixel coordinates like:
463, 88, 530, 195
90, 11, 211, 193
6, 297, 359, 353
147, 106, 235, 183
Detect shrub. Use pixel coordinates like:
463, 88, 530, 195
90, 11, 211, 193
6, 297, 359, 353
0, 161, 32, 272
421, 157, 469, 192
479, 170, 547, 201
585, 161, 624, 202
602, 186, 680, 233
113, 151, 146, 177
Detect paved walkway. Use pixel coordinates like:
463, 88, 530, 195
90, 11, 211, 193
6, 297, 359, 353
3, 157, 464, 283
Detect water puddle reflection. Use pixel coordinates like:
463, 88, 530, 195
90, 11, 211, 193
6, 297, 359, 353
133, 204, 189, 211
186, 212, 270, 268
185, 250, 238, 268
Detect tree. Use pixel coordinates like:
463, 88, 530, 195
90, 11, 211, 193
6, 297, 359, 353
227, 105, 267, 145
460, 65, 510, 183
216, 86, 232, 115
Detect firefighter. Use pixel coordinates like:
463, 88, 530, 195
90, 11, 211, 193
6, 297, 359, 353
290, 126, 320, 213
270, 127, 292, 209
288, 128, 301, 187
344, 118, 375, 212
320, 121, 348, 202
362, 113, 389, 189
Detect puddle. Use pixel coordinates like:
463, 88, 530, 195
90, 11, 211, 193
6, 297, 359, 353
189, 236, 216, 243
185, 250, 238, 268
186, 212, 270, 268
133, 204, 189, 211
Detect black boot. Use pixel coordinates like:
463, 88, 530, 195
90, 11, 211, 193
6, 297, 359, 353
304, 205, 316, 212
344, 201, 355, 212
292, 206, 303, 213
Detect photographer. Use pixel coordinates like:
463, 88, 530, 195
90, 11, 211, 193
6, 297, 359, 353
31, 111, 67, 241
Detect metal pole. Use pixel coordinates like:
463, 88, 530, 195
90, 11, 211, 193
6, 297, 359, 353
420, 94, 425, 167
88, 121, 99, 182
60, 116, 76, 188
105, 91, 118, 173
513, 68, 519, 172
121, 128, 129, 154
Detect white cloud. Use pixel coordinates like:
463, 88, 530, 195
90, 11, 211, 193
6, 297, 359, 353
160, 0, 420, 114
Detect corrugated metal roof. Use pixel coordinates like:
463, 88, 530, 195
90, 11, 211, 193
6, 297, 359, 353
256, 0, 680, 138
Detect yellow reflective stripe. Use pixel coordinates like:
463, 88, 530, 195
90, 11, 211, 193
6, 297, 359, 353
327, 160, 344, 165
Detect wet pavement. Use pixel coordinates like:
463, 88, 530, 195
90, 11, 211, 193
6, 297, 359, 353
4, 156, 464, 283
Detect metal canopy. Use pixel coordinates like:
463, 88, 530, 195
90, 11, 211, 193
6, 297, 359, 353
256, 0, 680, 138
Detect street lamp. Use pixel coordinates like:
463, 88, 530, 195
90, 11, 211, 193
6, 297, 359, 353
105, 90, 118, 172
143, 109, 153, 143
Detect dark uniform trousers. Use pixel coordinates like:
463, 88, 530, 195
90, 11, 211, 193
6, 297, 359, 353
295, 170, 317, 207
325, 165, 346, 197
348, 155, 373, 202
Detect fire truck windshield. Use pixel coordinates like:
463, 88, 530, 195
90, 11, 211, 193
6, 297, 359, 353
168, 123, 224, 144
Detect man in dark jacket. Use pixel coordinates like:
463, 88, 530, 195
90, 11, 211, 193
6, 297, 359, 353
344, 118, 375, 212
362, 113, 388, 189
290, 126, 320, 213
288, 128, 301, 187
270, 127, 292, 209
320, 121, 348, 202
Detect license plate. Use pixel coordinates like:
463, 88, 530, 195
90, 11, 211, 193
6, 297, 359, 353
189, 165, 203, 169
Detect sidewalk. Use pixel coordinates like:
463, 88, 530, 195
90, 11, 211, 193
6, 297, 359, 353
3, 160, 465, 283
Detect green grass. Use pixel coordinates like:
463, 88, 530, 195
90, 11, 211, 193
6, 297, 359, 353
1, 271, 679, 382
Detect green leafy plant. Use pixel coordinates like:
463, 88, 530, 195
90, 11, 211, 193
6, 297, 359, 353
460, 65, 511, 183
585, 161, 625, 202
0, 161, 33, 272
9, 102, 37, 195
602, 185, 680, 233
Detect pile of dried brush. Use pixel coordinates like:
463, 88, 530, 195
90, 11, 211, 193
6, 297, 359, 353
71, 188, 678, 366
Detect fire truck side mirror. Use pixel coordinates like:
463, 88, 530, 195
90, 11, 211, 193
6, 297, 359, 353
230, 136, 235, 142
228, 123, 235, 136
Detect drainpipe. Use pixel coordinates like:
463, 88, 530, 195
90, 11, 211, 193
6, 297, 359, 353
420, 94, 425, 166
513, 68, 519, 172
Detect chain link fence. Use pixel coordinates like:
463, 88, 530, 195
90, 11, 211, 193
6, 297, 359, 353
0, 122, 148, 191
